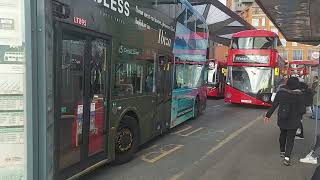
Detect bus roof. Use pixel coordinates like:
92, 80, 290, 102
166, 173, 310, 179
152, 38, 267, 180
232, 30, 277, 38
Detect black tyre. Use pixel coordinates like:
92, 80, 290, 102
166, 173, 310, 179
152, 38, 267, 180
114, 115, 139, 164
194, 97, 201, 118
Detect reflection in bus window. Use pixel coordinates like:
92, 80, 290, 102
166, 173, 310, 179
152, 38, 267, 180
227, 66, 272, 94
89, 39, 106, 156
91, 40, 105, 96
59, 35, 85, 169
232, 37, 274, 49
114, 63, 144, 95
145, 63, 155, 93
175, 64, 204, 89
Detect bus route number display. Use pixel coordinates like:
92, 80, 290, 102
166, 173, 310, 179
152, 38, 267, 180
233, 54, 269, 64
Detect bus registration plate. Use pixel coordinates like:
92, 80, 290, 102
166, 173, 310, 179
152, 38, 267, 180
241, 99, 252, 103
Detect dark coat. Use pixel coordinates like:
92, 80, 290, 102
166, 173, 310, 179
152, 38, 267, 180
266, 86, 304, 129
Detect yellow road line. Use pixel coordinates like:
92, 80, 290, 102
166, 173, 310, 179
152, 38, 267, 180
170, 115, 263, 180
144, 144, 158, 150
141, 144, 184, 163
169, 171, 185, 180
180, 127, 203, 136
171, 125, 192, 134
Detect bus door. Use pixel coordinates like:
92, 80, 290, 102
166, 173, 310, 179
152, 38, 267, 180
54, 24, 110, 179
219, 67, 227, 96
155, 55, 172, 133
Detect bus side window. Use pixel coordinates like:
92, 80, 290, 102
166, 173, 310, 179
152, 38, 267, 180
145, 62, 155, 93
114, 63, 145, 96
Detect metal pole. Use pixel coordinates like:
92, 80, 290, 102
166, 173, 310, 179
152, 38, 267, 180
315, 49, 320, 145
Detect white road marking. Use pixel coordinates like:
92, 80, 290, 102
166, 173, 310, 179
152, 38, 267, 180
207, 105, 222, 109
180, 127, 204, 137
199, 115, 262, 160
171, 125, 192, 135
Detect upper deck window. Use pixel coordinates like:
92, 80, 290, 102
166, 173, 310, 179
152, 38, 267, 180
231, 37, 275, 50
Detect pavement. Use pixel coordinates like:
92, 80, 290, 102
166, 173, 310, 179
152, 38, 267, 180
83, 99, 318, 180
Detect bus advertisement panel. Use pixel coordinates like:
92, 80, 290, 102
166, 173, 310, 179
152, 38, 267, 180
51, 0, 208, 178
224, 30, 286, 107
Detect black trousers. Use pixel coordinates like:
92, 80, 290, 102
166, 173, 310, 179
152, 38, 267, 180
296, 120, 304, 137
279, 128, 297, 158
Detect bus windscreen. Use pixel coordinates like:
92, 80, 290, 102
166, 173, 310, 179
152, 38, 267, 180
231, 37, 274, 50
227, 66, 272, 94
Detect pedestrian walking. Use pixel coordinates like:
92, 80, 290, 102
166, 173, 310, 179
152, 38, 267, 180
295, 79, 313, 139
264, 77, 305, 166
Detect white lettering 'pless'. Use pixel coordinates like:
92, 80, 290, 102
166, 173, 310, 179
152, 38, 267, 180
94, 0, 130, 17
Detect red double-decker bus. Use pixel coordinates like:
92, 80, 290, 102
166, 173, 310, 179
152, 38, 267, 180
287, 60, 319, 78
224, 30, 286, 106
207, 59, 227, 97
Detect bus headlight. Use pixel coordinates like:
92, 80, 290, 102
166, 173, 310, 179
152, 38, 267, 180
226, 93, 232, 98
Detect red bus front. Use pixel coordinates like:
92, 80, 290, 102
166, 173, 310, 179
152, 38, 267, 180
224, 30, 286, 107
287, 60, 319, 78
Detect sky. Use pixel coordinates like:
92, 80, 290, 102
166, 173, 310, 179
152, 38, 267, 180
219, 0, 226, 5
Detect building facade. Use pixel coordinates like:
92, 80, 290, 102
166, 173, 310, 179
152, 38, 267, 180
237, 2, 320, 61
226, 0, 254, 12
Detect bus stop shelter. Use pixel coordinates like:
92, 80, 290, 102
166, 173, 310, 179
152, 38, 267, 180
191, 0, 254, 46
255, 0, 320, 44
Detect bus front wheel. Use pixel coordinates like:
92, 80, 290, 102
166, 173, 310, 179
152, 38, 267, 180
114, 115, 139, 164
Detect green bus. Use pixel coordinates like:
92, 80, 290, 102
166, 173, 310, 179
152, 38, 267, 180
52, 0, 208, 178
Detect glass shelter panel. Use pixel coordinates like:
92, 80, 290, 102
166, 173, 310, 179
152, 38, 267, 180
0, 0, 25, 179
